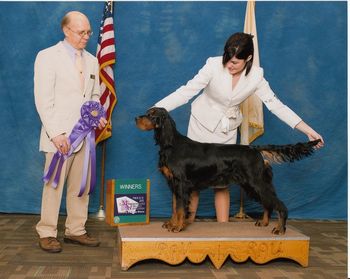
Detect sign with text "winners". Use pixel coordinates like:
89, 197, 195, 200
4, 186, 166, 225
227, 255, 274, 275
106, 179, 150, 226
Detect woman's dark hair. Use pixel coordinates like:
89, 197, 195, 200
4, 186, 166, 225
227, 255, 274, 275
222, 32, 254, 75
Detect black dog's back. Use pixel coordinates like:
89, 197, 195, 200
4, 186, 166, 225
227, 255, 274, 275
166, 131, 319, 192
169, 139, 264, 191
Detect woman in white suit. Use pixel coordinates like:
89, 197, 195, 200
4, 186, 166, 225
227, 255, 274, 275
154, 32, 324, 222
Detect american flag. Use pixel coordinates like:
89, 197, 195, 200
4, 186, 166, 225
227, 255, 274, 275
95, 1, 117, 144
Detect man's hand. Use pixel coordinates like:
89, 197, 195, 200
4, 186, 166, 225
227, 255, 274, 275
98, 117, 107, 130
52, 134, 70, 155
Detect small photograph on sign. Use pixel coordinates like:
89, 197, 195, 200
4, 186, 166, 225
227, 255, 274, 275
115, 194, 147, 216
116, 196, 139, 214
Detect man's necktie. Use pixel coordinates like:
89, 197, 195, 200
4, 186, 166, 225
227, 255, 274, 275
75, 50, 84, 91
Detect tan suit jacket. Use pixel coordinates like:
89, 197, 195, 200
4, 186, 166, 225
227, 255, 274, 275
155, 56, 302, 135
34, 41, 100, 152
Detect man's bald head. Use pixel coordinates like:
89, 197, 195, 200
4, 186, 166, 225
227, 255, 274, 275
61, 11, 92, 50
61, 11, 89, 30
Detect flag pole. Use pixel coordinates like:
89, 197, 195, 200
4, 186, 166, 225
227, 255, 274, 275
96, 140, 107, 219
233, 0, 262, 221
95, 0, 117, 220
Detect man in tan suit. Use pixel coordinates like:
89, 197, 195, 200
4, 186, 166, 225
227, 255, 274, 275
34, 11, 106, 253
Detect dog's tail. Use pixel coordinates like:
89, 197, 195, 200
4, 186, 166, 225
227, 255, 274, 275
255, 140, 320, 164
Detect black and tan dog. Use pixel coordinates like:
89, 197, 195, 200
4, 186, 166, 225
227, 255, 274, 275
135, 107, 320, 235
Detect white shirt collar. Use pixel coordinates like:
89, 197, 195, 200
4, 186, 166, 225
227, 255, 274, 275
62, 39, 83, 62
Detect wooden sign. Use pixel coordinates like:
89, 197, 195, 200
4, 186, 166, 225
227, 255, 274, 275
106, 179, 150, 226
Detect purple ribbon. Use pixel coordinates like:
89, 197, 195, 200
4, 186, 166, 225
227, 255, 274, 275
43, 101, 106, 197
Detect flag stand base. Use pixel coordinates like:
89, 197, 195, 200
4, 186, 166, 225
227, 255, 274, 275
95, 205, 106, 220
232, 207, 253, 221
232, 189, 253, 221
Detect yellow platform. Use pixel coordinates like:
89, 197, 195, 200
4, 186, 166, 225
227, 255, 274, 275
117, 221, 309, 270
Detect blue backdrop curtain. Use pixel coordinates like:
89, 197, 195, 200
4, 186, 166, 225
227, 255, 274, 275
0, 1, 347, 220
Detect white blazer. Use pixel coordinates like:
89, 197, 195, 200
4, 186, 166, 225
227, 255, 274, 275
155, 56, 301, 133
34, 41, 100, 152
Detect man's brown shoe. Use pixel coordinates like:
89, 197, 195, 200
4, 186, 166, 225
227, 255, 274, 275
64, 233, 100, 247
39, 237, 62, 253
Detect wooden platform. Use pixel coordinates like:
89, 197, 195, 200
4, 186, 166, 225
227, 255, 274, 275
117, 221, 310, 270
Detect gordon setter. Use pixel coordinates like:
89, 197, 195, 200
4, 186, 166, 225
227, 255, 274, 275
135, 107, 320, 235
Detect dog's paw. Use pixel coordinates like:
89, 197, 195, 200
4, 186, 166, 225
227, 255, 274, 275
162, 221, 171, 230
162, 220, 184, 232
255, 219, 269, 227
272, 226, 286, 235
169, 226, 183, 233
165, 223, 186, 233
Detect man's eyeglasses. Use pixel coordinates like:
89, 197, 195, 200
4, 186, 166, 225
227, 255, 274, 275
67, 26, 93, 37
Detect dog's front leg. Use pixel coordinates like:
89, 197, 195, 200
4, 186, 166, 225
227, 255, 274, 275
170, 200, 186, 232
164, 193, 187, 232
162, 200, 186, 232
162, 194, 178, 230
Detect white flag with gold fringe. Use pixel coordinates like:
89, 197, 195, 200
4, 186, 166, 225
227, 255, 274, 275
240, 0, 264, 144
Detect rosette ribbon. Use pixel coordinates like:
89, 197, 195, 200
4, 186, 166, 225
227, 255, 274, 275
43, 101, 106, 197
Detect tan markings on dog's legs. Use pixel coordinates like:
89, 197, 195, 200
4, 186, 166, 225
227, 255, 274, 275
186, 191, 199, 224
162, 194, 177, 230
272, 211, 286, 235
164, 196, 186, 233
173, 207, 186, 232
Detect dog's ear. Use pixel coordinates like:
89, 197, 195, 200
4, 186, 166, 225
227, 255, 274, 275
148, 107, 166, 128
148, 109, 161, 128
154, 115, 162, 128
159, 116, 176, 147
151, 108, 176, 147
156, 110, 170, 129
